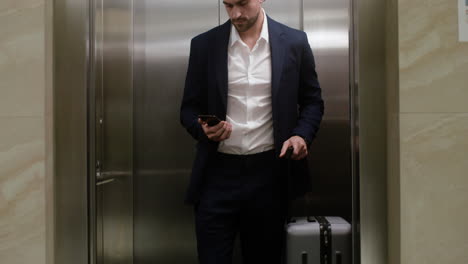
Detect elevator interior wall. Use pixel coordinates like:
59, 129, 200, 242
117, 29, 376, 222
132, 0, 352, 263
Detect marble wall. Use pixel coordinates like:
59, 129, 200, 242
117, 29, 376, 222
400, 114, 468, 264
0, 0, 46, 263
396, 0, 468, 263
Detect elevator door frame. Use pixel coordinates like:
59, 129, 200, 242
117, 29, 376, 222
50, 0, 385, 263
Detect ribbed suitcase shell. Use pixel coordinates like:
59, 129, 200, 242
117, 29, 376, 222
286, 216, 351, 264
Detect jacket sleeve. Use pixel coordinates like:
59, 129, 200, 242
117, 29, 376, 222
180, 38, 210, 142
291, 32, 325, 144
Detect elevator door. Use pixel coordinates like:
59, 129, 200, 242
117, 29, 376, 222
93, 0, 134, 263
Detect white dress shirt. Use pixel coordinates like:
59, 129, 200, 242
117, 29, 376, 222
218, 9, 274, 155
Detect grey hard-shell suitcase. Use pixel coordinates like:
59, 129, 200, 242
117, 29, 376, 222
285, 216, 351, 264
283, 148, 351, 264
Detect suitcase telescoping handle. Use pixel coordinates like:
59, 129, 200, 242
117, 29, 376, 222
301, 251, 308, 264
336, 251, 342, 264
285, 147, 294, 220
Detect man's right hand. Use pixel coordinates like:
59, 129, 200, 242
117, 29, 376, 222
198, 118, 232, 142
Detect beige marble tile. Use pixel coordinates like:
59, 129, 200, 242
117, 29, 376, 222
0, 0, 15, 16
0, 1, 44, 44
0, 117, 45, 264
0, 0, 43, 17
400, 113, 468, 264
399, 0, 468, 113
0, 4, 45, 117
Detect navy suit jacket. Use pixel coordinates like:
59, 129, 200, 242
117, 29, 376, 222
180, 16, 324, 205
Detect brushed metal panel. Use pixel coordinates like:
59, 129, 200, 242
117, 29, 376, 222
350, 0, 361, 263
93, 0, 134, 263
133, 1, 218, 263
219, 0, 352, 221
357, 0, 388, 263
349, 0, 361, 262
53, 0, 89, 263
301, 0, 352, 222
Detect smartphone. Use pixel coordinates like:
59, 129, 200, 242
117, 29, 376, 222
198, 114, 221, 126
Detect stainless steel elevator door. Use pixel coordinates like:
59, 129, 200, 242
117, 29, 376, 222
93, 0, 134, 263
303, 0, 352, 221
133, 1, 218, 263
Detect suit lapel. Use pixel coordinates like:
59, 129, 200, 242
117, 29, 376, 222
268, 16, 285, 105
215, 20, 231, 110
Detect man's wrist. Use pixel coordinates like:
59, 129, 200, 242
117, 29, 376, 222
293, 134, 311, 147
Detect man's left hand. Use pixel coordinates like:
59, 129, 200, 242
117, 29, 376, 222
279, 136, 308, 160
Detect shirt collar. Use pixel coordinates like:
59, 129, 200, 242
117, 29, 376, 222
229, 8, 269, 47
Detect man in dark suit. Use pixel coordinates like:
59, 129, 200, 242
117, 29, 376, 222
180, 0, 324, 263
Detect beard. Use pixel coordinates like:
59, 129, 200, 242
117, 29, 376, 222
232, 11, 260, 33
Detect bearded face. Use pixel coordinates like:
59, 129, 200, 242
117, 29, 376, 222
223, 0, 264, 33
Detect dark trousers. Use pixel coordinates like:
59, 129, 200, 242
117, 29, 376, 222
194, 150, 287, 264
